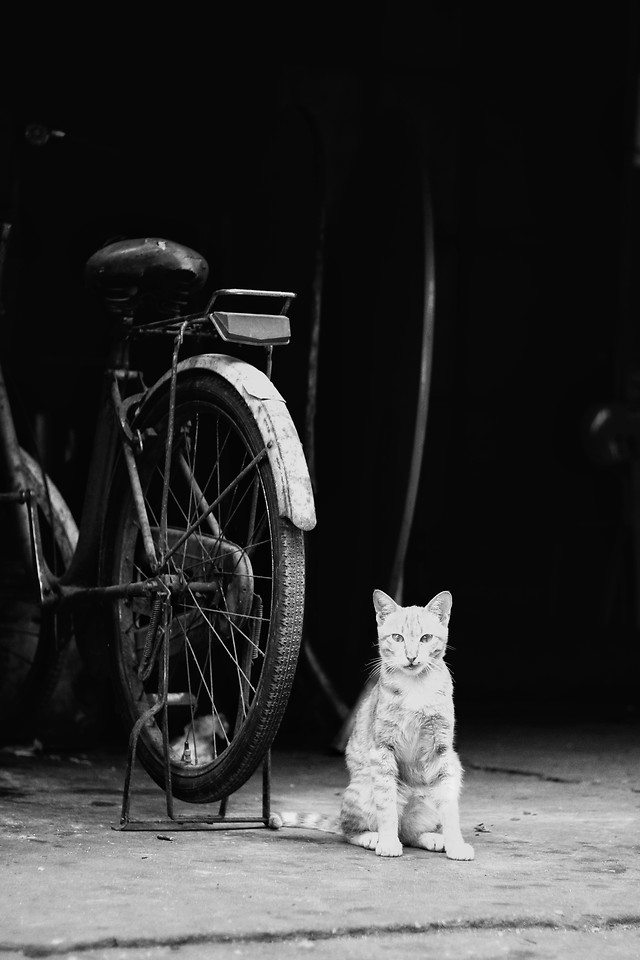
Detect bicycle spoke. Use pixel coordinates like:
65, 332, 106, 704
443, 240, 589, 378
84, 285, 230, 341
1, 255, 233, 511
107, 371, 306, 803
175, 623, 245, 745
188, 595, 257, 694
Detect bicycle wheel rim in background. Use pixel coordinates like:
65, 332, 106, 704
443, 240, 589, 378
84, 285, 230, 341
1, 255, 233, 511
101, 372, 305, 803
0, 448, 78, 741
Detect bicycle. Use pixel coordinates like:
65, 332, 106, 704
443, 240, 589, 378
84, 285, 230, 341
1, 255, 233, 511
0, 230, 316, 808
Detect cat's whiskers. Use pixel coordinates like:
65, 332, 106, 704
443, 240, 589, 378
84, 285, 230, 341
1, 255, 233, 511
365, 657, 384, 683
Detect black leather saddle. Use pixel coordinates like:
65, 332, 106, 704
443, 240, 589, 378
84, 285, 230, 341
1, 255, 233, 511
85, 237, 209, 315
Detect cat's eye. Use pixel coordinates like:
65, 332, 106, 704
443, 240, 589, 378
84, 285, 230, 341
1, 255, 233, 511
391, 633, 404, 643
420, 634, 433, 643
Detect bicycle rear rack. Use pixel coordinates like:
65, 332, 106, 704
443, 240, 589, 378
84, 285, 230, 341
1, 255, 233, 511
114, 600, 276, 833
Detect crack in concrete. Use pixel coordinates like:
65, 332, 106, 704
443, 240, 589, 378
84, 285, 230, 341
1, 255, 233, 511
3, 915, 640, 957
464, 763, 581, 783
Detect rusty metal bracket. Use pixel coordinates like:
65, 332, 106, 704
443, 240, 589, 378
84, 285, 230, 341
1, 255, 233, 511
0, 487, 56, 602
24, 489, 56, 602
110, 375, 145, 452
109, 374, 158, 571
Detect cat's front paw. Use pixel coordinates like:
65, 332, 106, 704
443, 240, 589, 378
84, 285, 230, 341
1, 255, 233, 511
445, 841, 475, 861
376, 835, 403, 857
416, 831, 445, 852
347, 831, 378, 851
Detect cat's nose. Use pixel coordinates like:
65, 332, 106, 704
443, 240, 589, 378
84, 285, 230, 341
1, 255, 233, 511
406, 655, 417, 664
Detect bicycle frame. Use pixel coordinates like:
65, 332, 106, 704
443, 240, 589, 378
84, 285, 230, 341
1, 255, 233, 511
9, 294, 315, 613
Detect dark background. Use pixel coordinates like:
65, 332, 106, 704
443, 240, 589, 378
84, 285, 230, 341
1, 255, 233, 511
1, 9, 639, 745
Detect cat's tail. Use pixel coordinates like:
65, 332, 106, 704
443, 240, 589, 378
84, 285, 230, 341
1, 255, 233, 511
269, 810, 342, 835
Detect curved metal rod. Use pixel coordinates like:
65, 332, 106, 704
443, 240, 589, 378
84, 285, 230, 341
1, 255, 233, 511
332, 109, 437, 752
388, 117, 436, 603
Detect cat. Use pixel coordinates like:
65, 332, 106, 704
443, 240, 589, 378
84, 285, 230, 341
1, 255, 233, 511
273, 589, 474, 861
169, 712, 229, 763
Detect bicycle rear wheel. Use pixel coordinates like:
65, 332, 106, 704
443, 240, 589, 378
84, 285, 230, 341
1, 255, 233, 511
0, 449, 78, 740
102, 371, 305, 803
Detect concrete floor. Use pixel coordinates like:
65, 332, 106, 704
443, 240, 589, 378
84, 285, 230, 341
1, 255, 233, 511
0, 719, 639, 959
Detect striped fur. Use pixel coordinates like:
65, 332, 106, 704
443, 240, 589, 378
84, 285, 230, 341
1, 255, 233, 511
272, 811, 341, 833
274, 590, 474, 861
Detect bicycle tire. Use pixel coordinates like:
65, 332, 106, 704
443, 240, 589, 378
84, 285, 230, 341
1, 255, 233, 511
102, 370, 306, 803
0, 449, 78, 740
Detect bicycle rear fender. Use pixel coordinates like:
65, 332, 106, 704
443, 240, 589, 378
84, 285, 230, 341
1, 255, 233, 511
140, 354, 317, 532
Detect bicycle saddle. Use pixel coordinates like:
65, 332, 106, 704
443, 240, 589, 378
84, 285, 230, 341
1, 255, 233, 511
85, 237, 209, 315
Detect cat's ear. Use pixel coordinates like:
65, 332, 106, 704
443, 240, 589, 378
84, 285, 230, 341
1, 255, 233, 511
427, 590, 452, 625
373, 589, 397, 622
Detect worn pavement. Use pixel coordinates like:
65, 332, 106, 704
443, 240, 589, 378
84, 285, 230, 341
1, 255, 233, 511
0, 720, 639, 959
